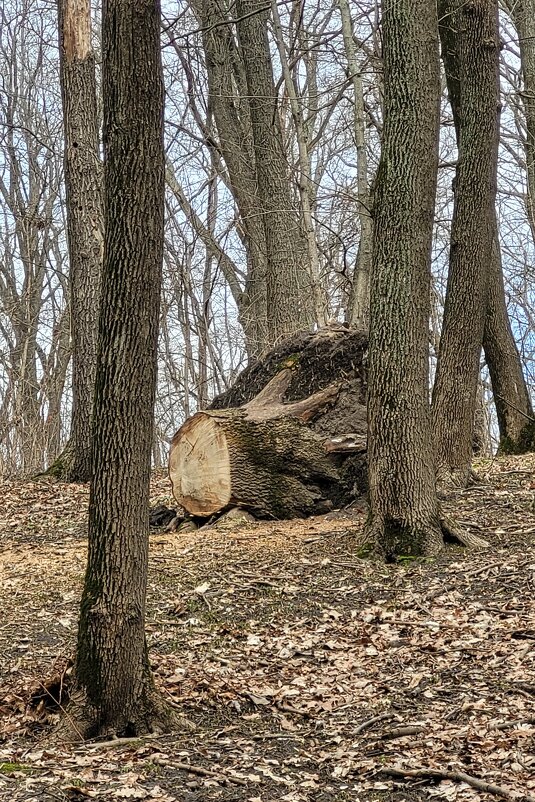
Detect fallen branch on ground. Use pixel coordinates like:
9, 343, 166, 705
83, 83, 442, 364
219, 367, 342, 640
152, 755, 248, 786
379, 766, 535, 802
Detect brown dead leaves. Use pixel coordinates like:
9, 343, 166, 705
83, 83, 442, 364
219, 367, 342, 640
0, 459, 535, 800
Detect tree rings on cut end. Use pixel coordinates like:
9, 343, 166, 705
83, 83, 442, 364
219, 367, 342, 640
169, 413, 231, 516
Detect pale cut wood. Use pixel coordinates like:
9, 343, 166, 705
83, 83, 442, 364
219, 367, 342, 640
169, 328, 370, 521
169, 414, 231, 516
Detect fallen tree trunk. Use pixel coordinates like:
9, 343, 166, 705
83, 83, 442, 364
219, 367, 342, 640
169, 327, 368, 519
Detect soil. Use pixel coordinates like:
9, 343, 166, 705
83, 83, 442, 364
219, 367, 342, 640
0, 454, 534, 801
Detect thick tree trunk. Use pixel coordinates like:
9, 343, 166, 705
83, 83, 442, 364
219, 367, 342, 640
169, 370, 351, 518
432, 0, 500, 487
366, 0, 445, 559
57, 0, 103, 481
170, 327, 369, 519
236, 0, 315, 343
73, 0, 174, 738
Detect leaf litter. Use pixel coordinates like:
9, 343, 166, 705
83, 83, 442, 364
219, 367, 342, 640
0, 455, 534, 801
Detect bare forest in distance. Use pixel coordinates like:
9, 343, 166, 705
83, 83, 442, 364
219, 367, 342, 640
1, 0, 535, 476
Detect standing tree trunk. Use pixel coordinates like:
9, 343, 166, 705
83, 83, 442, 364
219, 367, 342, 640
57, 0, 103, 481
483, 221, 535, 452
236, 0, 315, 343
73, 0, 174, 737
338, 0, 373, 330
270, 0, 327, 326
366, 0, 444, 558
432, 0, 500, 487
189, 0, 270, 355
438, 0, 533, 454
505, 0, 535, 241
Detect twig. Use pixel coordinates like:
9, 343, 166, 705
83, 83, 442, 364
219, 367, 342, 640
514, 682, 535, 696
33, 679, 85, 745
377, 725, 427, 740
354, 712, 396, 735
277, 702, 312, 717
81, 734, 161, 750
153, 756, 248, 786
490, 717, 535, 731
495, 394, 535, 422
379, 766, 535, 801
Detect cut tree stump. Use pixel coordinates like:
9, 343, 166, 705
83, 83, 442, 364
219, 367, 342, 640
169, 327, 369, 519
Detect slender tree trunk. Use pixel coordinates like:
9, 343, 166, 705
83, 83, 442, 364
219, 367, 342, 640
483, 219, 535, 452
236, 0, 315, 343
338, 0, 373, 330
13, 221, 47, 473
193, 0, 269, 355
432, 0, 500, 486
438, 1, 533, 454
73, 0, 175, 738
57, 0, 103, 481
270, 0, 327, 326
366, 0, 444, 558
506, 0, 535, 241
472, 378, 492, 457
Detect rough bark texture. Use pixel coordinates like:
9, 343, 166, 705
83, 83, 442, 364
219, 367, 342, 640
74, 0, 173, 738
57, 0, 103, 481
193, 0, 269, 355
432, 0, 500, 486
366, 0, 444, 558
168, 326, 370, 517
506, 0, 535, 242
484, 222, 535, 453
235, 0, 315, 343
170, 405, 345, 519
438, 0, 533, 454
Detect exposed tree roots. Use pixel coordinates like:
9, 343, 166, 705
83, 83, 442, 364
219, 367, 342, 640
364, 509, 489, 562
440, 513, 489, 549
53, 686, 194, 744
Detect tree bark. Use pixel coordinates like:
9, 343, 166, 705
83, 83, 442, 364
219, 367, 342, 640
73, 0, 174, 738
338, 0, 373, 330
192, 0, 270, 355
57, 0, 103, 481
235, 0, 315, 343
505, 0, 535, 242
169, 369, 353, 518
437, 0, 533, 455
270, 0, 327, 326
172, 326, 370, 518
432, 0, 500, 487
366, 0, 444, 559
483, 220, 535, 452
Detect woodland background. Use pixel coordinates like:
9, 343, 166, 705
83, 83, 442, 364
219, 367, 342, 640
2, 0, 535, 476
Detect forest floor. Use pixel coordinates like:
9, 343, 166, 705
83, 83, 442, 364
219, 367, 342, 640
0, 456, 534, 802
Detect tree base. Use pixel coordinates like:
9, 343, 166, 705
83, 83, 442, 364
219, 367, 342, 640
55, 686, 193, 743
365, 511, 489, 562
36, 440, 91, 483
497, 420, 535, 455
